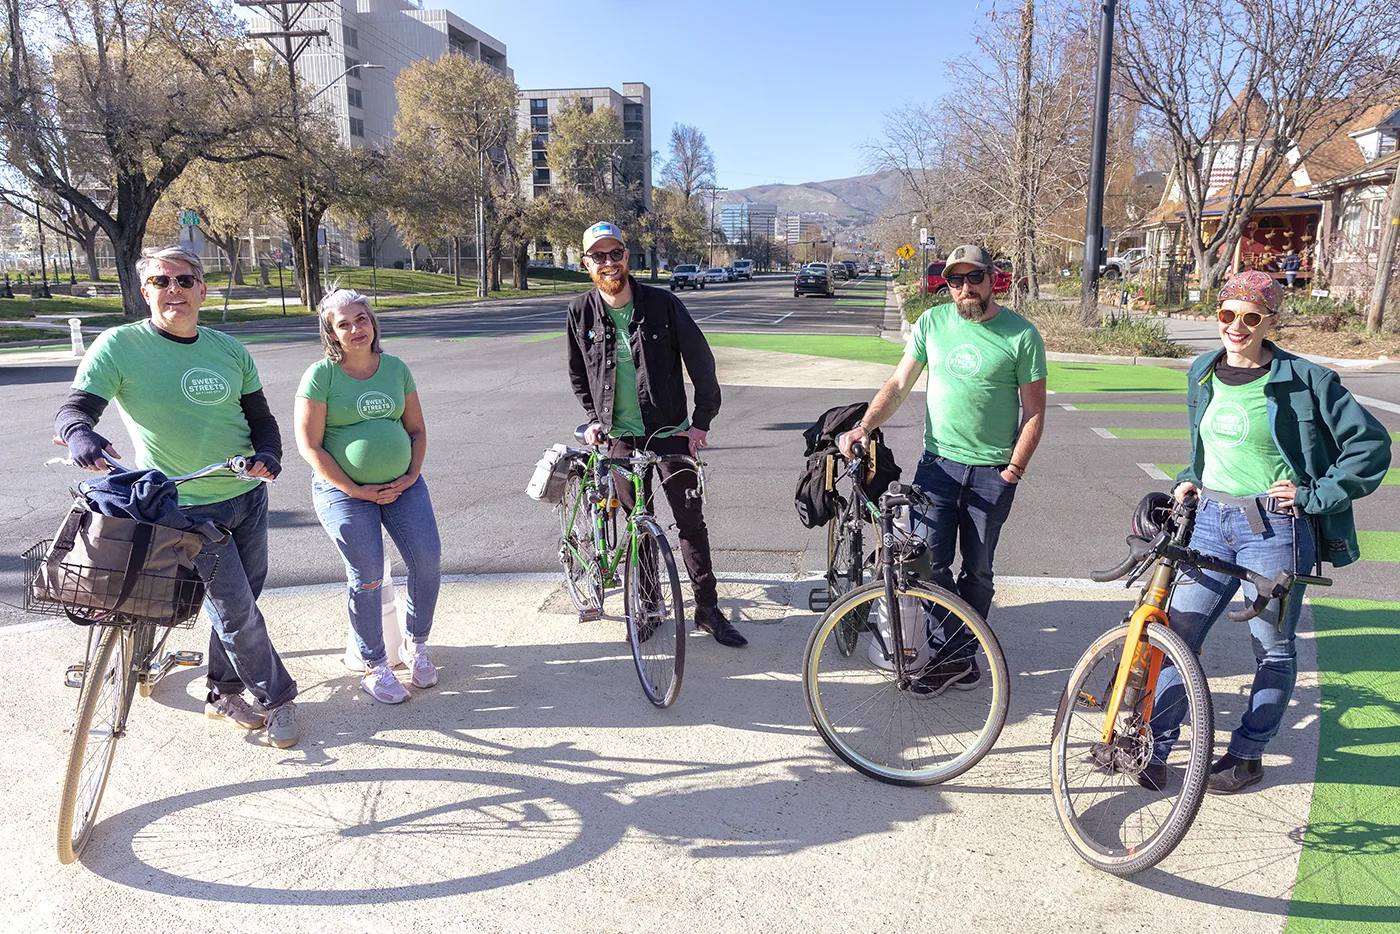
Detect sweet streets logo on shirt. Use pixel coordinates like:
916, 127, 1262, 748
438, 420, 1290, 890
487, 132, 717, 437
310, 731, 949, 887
357, 391, 395, 420
945, 344, 983, 379
1206, 401, 1249, 448
181, 368, 232, 406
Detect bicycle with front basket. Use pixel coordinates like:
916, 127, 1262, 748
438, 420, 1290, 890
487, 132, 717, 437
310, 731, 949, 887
803, 445, 1010, 785
24, 456, 269, 864
1048, 494, 1330, 875
555, 427, 706, 708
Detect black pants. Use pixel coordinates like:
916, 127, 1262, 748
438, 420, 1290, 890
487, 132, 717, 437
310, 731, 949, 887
609, 435, 717, 608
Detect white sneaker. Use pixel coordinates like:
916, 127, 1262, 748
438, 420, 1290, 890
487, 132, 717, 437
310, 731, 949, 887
362, 662, 410, 704
402, 639, 438, 688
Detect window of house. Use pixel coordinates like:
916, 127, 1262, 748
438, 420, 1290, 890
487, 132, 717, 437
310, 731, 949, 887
343, 25, 358, 48
533, 185, 551, 199
533, 168, 551, 183
346, 87, 362, 109
345, 56, 359, 71
530, 98, 548, 115
532, 134, 548, 150
532, 150, 548, 167
349, 117, 365, 138
530, 116, 549, 131
1255, 216, 1284, 229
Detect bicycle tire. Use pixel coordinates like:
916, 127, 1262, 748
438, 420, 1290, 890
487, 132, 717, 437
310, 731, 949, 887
826, 508, 866, 657
557, 472, 602, 614
1049, 621, 1214, 876
804, 580, 1009, 785
57, 626, 128, 864
623, 517, 685, 708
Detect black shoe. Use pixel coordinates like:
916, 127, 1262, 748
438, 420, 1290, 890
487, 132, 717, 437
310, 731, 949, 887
1206, 753, 1263, 795
947, 655, 981, 691
909, 659, 974, 696
1137, 761, 1169, 792
694, 607, 747, 647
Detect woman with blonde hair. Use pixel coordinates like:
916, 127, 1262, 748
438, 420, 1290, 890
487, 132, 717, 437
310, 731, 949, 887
295, 289, 441, 704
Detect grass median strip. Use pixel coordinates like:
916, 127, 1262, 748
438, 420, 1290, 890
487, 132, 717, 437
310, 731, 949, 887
1102, 427, 1191, 440
1284, 597, 1400, 933
1073, 402, 1187, 412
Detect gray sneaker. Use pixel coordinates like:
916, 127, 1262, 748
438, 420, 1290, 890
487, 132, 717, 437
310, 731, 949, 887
263, 701, 300, 749
205, 692, 266, 730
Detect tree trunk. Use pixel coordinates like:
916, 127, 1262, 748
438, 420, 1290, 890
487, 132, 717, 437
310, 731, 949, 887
409, 244, 418, 272
514, 240, 529, 290
1010, 0, 1035, 311
82, 231, 100, 282
112, 234, 147, 319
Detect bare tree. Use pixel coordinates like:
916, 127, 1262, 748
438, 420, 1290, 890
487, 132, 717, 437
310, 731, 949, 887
659, 124, 715, 203
1115, 0, 1400, 289
1, 0, 276, 316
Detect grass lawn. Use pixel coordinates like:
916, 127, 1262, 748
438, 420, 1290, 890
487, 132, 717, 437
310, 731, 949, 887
1, 295, 126, 318
0, 326, 70, 342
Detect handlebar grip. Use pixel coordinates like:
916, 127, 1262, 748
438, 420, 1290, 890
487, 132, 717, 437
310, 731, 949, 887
1227, 592, 1272, 623
1091, 555, 1137, 583
850, 441, 867, 460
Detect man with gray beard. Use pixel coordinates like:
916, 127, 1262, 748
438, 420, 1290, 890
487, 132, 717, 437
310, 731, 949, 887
837, 244, 1046, 694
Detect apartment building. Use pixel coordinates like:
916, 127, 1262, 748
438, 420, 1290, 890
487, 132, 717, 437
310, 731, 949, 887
721, 201, 778, 245
518, 84, 652, 211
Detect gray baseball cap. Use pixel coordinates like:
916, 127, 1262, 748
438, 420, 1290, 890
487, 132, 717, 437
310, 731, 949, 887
943, 244, 993, 271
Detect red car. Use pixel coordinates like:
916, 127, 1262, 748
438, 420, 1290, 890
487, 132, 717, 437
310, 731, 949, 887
918, 260, 1012, 297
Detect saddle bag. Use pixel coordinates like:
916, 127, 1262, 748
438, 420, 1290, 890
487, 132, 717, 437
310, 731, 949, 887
526, 444, 574, 504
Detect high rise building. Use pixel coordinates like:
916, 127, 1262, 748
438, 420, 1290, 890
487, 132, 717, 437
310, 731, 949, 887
720, 201, 778, 246
517, 84, 652, 210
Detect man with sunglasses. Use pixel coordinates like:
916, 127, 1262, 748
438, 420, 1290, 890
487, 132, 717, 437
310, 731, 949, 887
53, 246, 300, 747
838, 244, 1047, 693
565, 222, 744, 647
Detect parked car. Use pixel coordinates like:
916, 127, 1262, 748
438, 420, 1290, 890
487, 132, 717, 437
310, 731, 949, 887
1101, 247, 1148, 280
917, 261, 949, 297
670, 263, 705, 290
855, 262, 868, 275
794, 264, 835, 297
703, 266, 728, 284
723, 266, 736, 281
732, 259, 754, 280
992, 259, 1013, 294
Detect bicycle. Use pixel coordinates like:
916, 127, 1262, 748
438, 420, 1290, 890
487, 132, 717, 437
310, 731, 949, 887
554, 427, 707, 708
1048, 494, 1331, 875
803, 448, 1010, 785
807, 443, 880, 656
24, 456, 271, 865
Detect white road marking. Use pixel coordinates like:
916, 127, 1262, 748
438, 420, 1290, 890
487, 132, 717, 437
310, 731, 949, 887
1292, 713, 1319, 730
1058, 403, 1079, 411
1355, 394, 1400, 415
1138, 463, 1172, 480
770, 312, 795, 325
1091, 427, 1117, 439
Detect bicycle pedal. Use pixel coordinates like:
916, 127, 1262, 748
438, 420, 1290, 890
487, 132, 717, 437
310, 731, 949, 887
807, 588, 831, 612
578, 608, 603, 623
173, 650, 203, 667
64, 665, 86, 689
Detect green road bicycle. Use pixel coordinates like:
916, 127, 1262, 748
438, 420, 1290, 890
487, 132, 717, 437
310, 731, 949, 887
1049, 495, 1330, 875
25, 456, 269, 865
555, 429, 707, 708
803, 446, 1010, 785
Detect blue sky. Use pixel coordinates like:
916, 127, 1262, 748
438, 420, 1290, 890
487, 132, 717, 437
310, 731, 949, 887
456, 0, 992, 190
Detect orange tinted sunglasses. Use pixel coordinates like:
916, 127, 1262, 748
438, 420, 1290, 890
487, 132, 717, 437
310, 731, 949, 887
1217, 308, 1274, 328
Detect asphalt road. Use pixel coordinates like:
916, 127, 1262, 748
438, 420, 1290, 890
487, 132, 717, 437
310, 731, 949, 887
2, 272, 1395, 626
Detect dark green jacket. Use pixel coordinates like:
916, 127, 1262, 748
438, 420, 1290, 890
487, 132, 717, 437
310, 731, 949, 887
1179, 344, 1392, 567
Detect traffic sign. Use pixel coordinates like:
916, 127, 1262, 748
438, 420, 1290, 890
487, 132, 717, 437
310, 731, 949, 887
918, 228, 928, 245
897, 244, 916, 260
177, 224, 205, 253
177, 210, 201, 227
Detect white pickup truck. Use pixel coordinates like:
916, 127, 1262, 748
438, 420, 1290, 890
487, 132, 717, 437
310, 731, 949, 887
732, 259, 754, 280
1101, 247, 1148, 280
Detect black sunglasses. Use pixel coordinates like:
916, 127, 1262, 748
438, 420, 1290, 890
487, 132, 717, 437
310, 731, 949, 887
145, 274, 201, 290
945, 270, 988, 287
585, 248, 626, 263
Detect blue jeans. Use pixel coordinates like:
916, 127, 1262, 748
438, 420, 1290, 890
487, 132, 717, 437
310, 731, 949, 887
910, 452, 1019, 656
311, 476, 441, 667
1152, 497, 1315, 761
182, 485, 297, 707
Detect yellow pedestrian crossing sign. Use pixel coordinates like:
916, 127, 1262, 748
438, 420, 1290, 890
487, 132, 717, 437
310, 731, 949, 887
896, 244, 916, 260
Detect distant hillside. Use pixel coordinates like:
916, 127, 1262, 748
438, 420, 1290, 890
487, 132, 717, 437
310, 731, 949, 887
722, 170, 904, 220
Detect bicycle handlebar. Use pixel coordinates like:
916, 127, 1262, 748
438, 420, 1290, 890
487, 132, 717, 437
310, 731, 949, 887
47, 455, 273, 485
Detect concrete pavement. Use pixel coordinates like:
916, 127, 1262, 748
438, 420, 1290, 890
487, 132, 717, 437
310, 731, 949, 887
1, 575, 1324, 934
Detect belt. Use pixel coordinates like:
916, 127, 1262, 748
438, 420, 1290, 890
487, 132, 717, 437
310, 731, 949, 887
1200, 487, 1300, 535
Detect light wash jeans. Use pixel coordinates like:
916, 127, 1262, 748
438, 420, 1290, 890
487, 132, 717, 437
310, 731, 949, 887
311, 476, 442, 667
1151, 497, 1315, 761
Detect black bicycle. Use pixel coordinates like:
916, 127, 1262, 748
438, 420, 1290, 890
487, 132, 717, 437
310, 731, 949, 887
803, 448, 1010, 785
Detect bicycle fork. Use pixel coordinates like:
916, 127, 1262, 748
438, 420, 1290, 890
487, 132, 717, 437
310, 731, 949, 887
1099, 561, 1174, 744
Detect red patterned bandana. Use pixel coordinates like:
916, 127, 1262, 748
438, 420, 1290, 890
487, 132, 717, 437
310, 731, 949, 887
1218, 270, 1283, 314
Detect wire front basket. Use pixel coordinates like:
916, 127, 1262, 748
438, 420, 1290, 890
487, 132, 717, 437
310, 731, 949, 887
23, 539, 210, 628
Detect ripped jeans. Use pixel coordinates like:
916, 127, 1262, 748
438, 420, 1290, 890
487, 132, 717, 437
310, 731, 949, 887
312, 476, 442, 667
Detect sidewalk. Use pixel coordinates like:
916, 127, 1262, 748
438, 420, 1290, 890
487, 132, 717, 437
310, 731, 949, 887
0, 574, 1322, 934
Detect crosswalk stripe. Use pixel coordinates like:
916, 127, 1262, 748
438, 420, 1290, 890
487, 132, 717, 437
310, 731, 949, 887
1091, 427, 1116, 439
1137, 463, 1171, 480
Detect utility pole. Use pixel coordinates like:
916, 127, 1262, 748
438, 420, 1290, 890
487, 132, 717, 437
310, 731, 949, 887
1079, 0, 1118, 326
701, 185, 727, 267
239, 0, 333, 311
1368, 166, 1400, 332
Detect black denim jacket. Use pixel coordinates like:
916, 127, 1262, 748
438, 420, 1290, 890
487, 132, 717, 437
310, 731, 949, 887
566, 278, 721, 435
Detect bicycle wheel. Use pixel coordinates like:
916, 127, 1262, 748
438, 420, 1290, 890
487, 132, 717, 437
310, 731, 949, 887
804, 581, 1009, 785
57, 626, 131, 864
1050, 621, 1213, 875
623, 517, 685, 708
557, 472, 602, 614
826, 509, 866, 657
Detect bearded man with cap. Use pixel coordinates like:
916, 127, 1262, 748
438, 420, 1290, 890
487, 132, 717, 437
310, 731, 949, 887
565, 222, 745, 647
838, 244, 1047, 694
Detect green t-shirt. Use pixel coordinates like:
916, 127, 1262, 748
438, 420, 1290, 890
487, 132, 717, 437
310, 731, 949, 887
72, 322, 262, 506
1200, 375, 1293, 495
906, 304, 1047, 465
297, 354, 417, 485
605, 301, 686, 440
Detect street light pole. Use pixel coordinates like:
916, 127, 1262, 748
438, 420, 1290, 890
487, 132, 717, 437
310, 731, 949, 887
1080, 0, 1118, 325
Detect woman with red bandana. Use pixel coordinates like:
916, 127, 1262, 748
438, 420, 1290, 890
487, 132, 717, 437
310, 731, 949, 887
1143, 270, 1391, 794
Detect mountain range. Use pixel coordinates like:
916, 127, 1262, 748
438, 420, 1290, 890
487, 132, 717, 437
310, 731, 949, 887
721, 170, 905, 221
